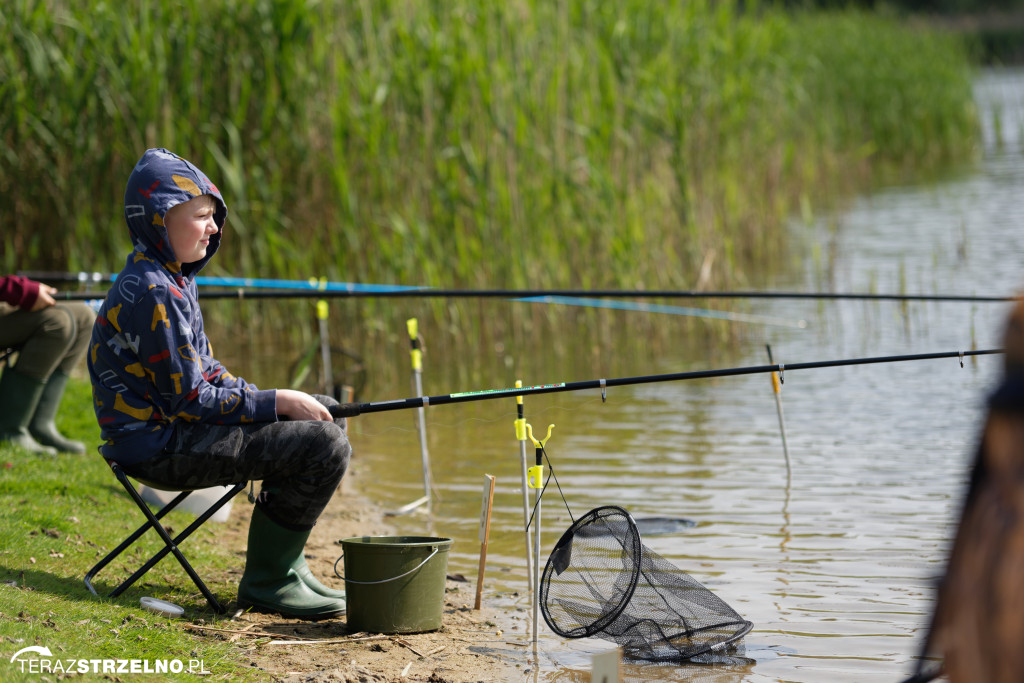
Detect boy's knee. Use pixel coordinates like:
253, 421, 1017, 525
315, 421, 351, 476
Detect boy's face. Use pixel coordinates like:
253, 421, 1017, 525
164, 196, 218, 264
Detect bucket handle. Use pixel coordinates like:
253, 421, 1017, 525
333, 546, 439, 585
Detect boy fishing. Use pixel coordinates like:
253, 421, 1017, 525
88, 148, 350, 619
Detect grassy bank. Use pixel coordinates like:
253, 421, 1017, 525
2, 1, 978, 308
0, 377, 260, 681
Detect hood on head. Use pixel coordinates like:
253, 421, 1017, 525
123, 148, 228, 278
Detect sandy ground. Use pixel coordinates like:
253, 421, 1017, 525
196, 473, 532, 682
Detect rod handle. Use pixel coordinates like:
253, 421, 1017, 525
329, 403, 363, 418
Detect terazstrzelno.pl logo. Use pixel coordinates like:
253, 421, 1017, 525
9, 645, 210, 675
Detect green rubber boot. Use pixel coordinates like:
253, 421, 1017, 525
29, 371, 86, 454
0, 368, 57, 455
295, 558, 347, 600
237, 506, 346, 620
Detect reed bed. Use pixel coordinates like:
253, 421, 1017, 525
1, 1, 978, 361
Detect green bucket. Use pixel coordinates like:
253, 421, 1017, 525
340, 536, 452, 634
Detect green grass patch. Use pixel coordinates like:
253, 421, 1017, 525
0, 377, 260, 681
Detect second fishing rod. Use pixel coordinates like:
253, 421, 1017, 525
29, 271, 1014, 303
326, 348, 1002, 419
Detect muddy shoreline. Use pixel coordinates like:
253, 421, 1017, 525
204, 470, 531, 682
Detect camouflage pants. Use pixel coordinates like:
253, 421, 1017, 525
124, 395, 350, 530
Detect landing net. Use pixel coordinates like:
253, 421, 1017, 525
539, 505, 752, 661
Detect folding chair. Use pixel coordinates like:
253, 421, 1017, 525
84, 459, 247, 613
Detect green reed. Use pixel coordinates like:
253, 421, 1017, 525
1, 1, 978, 350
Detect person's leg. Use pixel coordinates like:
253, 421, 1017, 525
55, 302, 94, 375
0, 304, 78, 454
0, 303, 77, 380
136, 418, 349, 528
276, 396, 348, 600
127, 404, 351, 619
29, 303, 94, 453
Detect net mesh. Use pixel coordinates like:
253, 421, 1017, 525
540, 505, 753, 662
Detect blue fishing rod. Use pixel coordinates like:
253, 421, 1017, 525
22, 270, 421, 294
53, 288, 809, 328
38, 271, 1012, 329
25, 271, 1014, 303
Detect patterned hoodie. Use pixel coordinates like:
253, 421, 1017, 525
88, 148, 277, 465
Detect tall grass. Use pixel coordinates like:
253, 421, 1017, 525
0, 1, 978, 343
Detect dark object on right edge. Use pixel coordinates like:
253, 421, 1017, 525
540, 505, 752, 661
907, 300, 1024, 683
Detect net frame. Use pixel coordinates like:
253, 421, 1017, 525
539, 504, 752, 661
540, 505, 643, 638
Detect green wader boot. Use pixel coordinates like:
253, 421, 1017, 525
295, 558, 347, 600
29, 371, 85, 454
237, 506, 347, 620
0, 368, 57, 455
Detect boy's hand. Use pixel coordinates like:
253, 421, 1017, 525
275, 389, 332, 421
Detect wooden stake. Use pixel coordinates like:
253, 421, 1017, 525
475, 474, 496, 610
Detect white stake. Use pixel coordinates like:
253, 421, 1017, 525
526, 424, 554, 645
514, 381, 535, 595
387, 319, 432, 516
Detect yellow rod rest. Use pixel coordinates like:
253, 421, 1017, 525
525, 423, 555, 449
514, 418, 526, 441
527, 465, 544, 489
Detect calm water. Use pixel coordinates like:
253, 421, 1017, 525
227, 69, 1024, 681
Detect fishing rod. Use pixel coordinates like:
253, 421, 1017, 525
28, 272, 421, 295
25, 271, 1014, 303
326, 348, 1002, 419
52, 287, 1014, 305
53, 289, 808, 327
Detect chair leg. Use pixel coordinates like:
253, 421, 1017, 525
84, 464, 245, 614
84, 487, 192, 597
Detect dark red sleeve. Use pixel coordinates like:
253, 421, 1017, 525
0, 276, 40, 309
